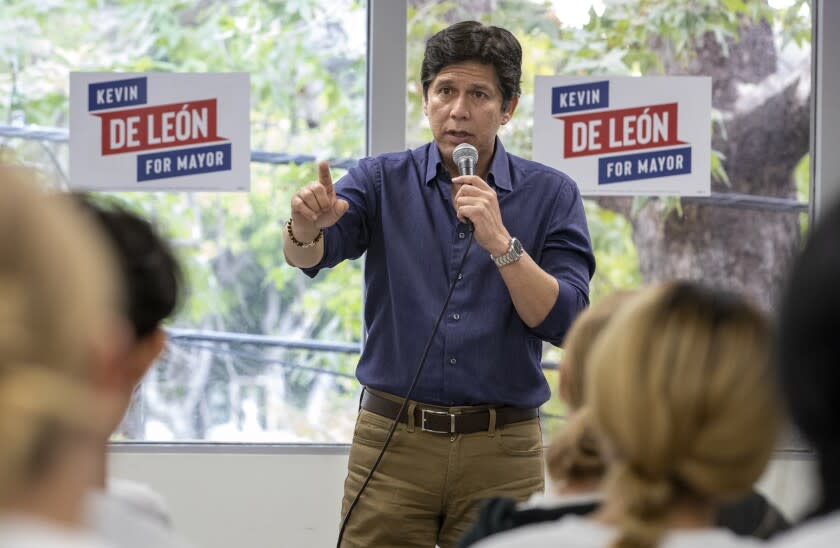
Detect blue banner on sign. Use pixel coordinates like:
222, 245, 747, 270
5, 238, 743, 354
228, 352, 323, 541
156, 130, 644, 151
88, 77, 147, 112
136, 143, 232, 182
551, 80, 609, 115
598, 147, 692, 185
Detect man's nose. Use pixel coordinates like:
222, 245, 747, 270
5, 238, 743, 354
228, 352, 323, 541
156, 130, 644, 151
450, 94, 470, 119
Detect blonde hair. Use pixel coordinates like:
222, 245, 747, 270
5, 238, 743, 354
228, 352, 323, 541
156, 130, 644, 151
0, 167, 120, 503
586, 281, 780, 548
546, 291, 636, 483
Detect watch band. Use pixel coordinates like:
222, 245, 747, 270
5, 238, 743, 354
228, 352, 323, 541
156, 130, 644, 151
492, 237, 523, 267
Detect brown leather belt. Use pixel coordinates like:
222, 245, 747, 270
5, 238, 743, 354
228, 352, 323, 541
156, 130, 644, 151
360, 389, 539, 435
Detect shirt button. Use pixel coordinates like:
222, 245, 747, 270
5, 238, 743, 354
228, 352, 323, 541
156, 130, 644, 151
449, 357, 457, 365
459, 232, 465, 239
457, 273, 463, 280
453, 313, 460, 320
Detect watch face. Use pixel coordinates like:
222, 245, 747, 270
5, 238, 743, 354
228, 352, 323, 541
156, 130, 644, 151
512, 238, 524, 255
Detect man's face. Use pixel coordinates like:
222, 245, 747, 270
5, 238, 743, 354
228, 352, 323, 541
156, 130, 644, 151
423, 61, 517, 176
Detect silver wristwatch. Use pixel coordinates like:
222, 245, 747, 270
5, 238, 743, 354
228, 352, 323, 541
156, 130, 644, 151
492, 237, 524, 267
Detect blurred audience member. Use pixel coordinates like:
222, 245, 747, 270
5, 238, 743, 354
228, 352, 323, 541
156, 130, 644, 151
473, 281, 781, 548
73, 196, 191, 548
462, 286, 787, 546
773, 199, 840, 548
0, 167, 122, 547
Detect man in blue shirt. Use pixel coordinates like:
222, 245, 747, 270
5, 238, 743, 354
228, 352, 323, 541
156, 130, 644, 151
284, 20, 595, 548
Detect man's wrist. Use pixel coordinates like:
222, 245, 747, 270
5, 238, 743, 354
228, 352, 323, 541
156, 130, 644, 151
488, 234, 512, 258
492, 236, 525, 268
286, 219, 323, 248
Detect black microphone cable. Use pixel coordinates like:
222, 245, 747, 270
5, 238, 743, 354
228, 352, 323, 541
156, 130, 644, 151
337, 151, 474, 547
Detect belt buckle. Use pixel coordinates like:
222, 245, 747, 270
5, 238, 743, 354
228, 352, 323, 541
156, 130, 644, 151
421, 408, 455, 434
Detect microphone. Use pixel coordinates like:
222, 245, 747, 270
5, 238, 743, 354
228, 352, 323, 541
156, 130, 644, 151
453, 142, 478, 177
452, 143, 478, 231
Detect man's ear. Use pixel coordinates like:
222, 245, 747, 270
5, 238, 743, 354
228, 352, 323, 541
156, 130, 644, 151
501, 96, 519, 125
126, 327, 167, 386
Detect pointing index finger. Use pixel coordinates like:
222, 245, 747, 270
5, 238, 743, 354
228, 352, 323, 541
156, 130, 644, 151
318, 161, 334, 195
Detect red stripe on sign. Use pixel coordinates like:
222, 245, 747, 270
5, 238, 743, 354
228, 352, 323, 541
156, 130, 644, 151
558, 102, 683, 158
96, 99, 224, 155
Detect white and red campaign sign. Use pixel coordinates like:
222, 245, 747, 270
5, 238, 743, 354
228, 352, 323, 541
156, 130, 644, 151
70, 73, 250, 191
533, 76, 711, 196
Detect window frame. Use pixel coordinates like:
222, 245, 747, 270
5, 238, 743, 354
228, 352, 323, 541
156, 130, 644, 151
812, 0, 840, 221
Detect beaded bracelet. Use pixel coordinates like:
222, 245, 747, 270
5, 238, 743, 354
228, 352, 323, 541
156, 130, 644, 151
286, 219, 323, 248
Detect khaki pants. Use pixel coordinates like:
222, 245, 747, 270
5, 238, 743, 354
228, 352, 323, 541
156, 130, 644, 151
339, 393, 545, 548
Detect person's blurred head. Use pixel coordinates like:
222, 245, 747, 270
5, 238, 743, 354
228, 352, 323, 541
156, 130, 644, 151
587, 281, 780, 548
558, 291, 638, 411
0, 167, 122, 512
545, 291, 636, 486
72, 195, 183, 431
778, 199, 840, 517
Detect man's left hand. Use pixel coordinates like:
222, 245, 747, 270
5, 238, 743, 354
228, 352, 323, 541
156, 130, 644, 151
453, 175, 511, 257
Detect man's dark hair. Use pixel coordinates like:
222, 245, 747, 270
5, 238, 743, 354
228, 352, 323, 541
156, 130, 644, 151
73, 195, 183, 339
420, 20, 522, 111
778, 198, 840, 518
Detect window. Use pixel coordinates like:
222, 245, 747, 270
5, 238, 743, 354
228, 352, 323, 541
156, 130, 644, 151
2, 0, 813, 445
1, 0, 368, 442
405, 0, 812, 441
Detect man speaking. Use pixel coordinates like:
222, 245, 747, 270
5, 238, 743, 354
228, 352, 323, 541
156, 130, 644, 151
283, 21, 595, 548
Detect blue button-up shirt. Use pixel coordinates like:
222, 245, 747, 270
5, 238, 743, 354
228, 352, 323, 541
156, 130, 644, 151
302, 139, 595, 408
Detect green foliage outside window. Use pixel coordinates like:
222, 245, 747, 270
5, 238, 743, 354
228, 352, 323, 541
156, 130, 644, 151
1, 0, 368, 441
1, 0, 811, 442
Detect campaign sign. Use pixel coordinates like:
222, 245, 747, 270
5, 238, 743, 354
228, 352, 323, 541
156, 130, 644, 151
70, 73, 250, 191
533, 76, 711, 196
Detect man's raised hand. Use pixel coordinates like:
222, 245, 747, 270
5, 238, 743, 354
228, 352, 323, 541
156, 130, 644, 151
290, 161, 350, 240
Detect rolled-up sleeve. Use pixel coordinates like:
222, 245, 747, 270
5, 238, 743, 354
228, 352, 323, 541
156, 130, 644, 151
529, 181, 596, 346
301, 158, 380, 278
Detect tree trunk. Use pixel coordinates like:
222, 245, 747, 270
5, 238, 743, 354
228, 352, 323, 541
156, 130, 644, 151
622, 21, 810, 310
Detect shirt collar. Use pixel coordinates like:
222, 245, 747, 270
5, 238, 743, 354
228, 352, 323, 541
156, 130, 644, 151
488, 137, 513, 192
425, 143, 443, 185
425, 137, 513, 192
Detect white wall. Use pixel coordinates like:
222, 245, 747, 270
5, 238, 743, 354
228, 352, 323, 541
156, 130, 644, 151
109, 446, 817, 548
109, 446, 350, 548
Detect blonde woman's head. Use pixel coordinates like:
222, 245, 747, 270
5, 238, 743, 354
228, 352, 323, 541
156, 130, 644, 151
586, 281, 780, 548
0, 166, 121, 504
546, 290, 636, 484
